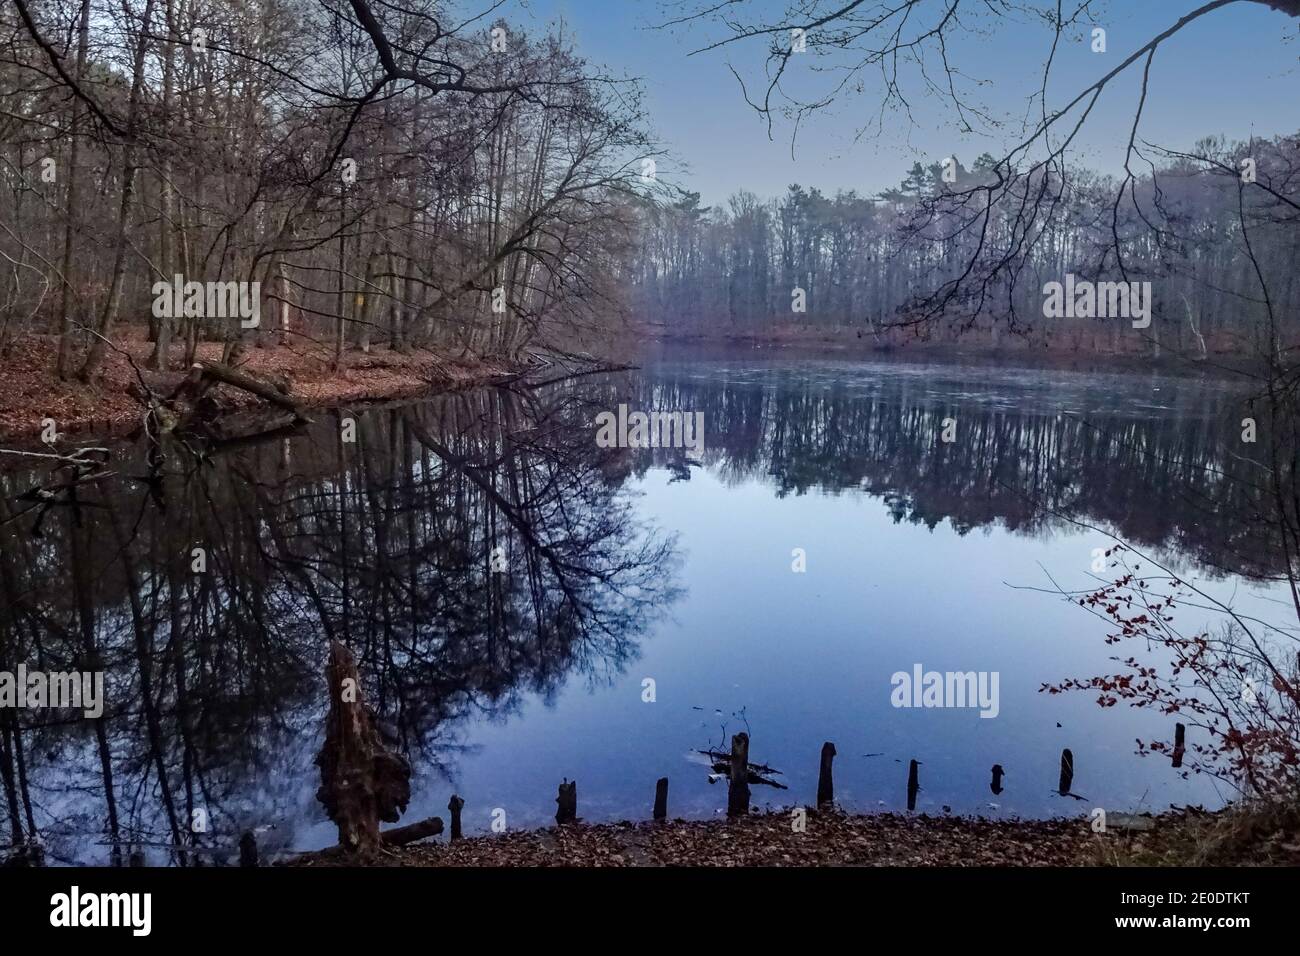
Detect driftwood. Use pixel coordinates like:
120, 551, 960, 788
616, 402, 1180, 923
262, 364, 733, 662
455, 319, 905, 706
699, 748, 788, 789
314, 640, 412, 852
380, 816, 444, 846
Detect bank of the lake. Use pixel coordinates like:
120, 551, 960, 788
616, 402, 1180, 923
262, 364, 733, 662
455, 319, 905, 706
291, 804, 1300, 868
0, 333, 520, 444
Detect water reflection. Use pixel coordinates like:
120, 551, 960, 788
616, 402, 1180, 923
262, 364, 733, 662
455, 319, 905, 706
0, 386, 679, 864
611, 360, 1274, 579
0, 357, 1273, 864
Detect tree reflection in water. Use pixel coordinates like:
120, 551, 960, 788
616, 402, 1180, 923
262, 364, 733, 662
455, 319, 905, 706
0, 359, 1275, 864
0, 384, 681, 865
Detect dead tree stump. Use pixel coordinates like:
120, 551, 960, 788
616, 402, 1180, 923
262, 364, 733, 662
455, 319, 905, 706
727, 733, 750, 817
314, 640, 411, 852
817, 741, 836, 806
1172, 723, 1186, 768
556, 779, 577, 825
448, 795, 465, 840
653, 777, 669, 821
907, 759, 920, 811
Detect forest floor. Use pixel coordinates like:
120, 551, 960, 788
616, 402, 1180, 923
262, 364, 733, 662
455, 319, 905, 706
0, 333, 519, 444
292, 804, 1300, 867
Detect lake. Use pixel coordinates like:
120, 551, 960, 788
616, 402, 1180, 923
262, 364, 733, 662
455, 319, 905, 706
0, 353, 1283, 864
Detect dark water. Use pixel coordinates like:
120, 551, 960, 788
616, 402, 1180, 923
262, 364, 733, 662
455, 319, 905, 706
0, 356, 1283, 864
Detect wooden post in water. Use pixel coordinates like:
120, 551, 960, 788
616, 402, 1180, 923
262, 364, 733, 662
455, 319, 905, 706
817, 742, 836, 806
448, 795, 464, 840
556, 779, 577, 825
1172, 723, 1186, 768
239, 831, 258, 867
727, 733, 750, 817
990, 763, 1005, 795
907, 759, 920, 811
1058, 749, 1074, 796
653, 777, 669, 821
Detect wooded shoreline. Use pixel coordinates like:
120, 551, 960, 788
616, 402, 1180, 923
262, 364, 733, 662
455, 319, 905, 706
0, 334, 521, 445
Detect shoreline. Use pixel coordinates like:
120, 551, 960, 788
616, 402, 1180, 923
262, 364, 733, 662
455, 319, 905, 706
0, 334, 520, 446
641, 328, 1260, 380
291, 804, 1298, 868
1, 332, 1258, 447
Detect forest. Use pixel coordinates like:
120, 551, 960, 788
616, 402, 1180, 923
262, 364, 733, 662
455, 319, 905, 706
2, 1, 1297, 389
0, 0, 1297, 890
628, 143, 1300, 355
0, 0, 654, 389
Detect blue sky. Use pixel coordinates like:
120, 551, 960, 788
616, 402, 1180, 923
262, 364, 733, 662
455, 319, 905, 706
504, 0, 1299, 204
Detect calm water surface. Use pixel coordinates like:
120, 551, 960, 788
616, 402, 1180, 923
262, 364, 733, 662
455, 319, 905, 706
0, 356, 1281, 863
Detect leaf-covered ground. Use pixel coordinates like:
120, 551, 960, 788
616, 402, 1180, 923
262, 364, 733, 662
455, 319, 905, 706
294, 808, 1124, 867
0, 333, 516, 444
293, 804, 1300, 867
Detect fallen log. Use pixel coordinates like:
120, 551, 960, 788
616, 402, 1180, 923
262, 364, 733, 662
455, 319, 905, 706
380, 816, 444, 846
191, 361, 305, 417
188, 407, 306, 444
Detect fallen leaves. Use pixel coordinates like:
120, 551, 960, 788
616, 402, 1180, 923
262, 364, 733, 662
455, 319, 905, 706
0, 332, 518, 444
296, 808, 1107, 868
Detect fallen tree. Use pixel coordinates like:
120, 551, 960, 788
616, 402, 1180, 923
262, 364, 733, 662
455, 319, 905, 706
126, 360, 311, 443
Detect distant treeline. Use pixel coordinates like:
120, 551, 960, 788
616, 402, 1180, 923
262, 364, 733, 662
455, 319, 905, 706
627, 136, 1300, 357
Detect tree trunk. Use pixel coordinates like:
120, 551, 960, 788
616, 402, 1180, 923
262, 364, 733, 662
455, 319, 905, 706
77, 0, 156, 382
55, 0, 91, 379
314, 641, 411, 853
